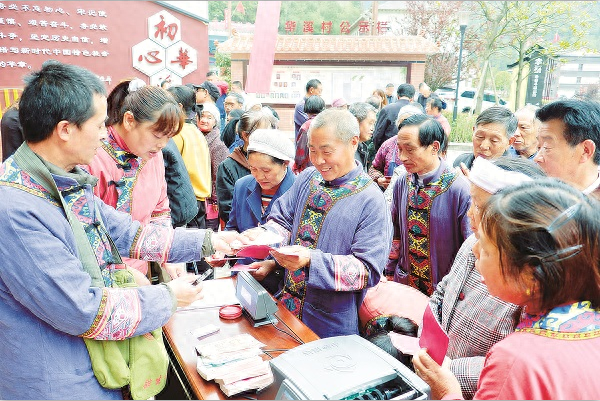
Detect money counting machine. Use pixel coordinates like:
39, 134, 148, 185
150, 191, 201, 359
269, 334, 430, 400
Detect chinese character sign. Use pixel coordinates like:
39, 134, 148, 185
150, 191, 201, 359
133, 10, 197, 84
281, 20, 392, 35
147, 11, 181, 47
525, 52, 548, 107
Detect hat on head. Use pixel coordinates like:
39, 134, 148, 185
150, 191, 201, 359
199, 102, 220, 127
247, 129, 295, 162
468, 156, 533, 194
332, 98, 347, 108
194, 81, 220, 102
215, 80, 229, 96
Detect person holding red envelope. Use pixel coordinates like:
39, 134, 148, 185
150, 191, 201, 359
223, 129, 295, 294
250, 108, 392, 339
414, 179, 600, 400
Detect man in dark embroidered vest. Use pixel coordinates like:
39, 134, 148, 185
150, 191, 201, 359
261, 108, 392, 338
387, 114, 472, 296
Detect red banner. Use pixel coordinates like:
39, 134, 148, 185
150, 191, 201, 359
244, 1, 281, 94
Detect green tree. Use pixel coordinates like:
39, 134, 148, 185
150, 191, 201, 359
471, 1, 515, 114
404, 1, 483, 91
505, 1, 591, 109
209, 1, 258, 23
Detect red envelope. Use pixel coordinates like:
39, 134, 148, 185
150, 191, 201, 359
230, 264, 259, 272
234, 244, 273, 259
419, 304, 449, 365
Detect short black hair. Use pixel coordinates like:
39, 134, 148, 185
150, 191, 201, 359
426, 96, 444, 111
19, 60, 106, 143
397, 83, 416, 99
401, 113, 446, 152
537, 99, 600, 165
167, 85, 196, 114
304, 95, 325, 115
306, 79, 322, 93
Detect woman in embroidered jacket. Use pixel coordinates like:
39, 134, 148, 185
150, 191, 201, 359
250, 109, 392, 338
86, 79, 184, 278
414, 178, 600, 400
0, 62, 234, 399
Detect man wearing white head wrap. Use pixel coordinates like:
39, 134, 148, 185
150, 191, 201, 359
224, 129, 296, 294
428, 156, 546, 399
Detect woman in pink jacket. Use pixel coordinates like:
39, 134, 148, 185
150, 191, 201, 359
413, 178, 600, 400
86, 78, 185, 278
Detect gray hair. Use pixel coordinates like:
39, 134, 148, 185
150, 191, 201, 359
226, 92, 245, 106
395, 104, 425, 127
308, 108, 359, 143
476, 106, 518, 138
348, 102, 378, 123
515, 104, 540, 125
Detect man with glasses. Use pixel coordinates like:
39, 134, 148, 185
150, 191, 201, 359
223, 92, 244, 122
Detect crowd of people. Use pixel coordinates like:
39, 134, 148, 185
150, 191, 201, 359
1, 60, 599, 400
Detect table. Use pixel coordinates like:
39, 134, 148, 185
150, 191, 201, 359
160, 278, 319, 400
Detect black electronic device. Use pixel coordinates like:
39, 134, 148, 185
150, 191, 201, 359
235, 271, 279, 327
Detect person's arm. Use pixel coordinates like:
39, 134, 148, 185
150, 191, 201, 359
224, 182, 241, 232
294, 127, 310, 174
0, 200, 176, 339
449, 356, 486, 400
456, 179, 473, 242
385, 174, 402, 275
150, 152, 173, 226
0, 107, 24, 161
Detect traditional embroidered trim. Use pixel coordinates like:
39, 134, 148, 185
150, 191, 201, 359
2, 156, 145, 339
333, 255, 368, 291
81, 287, 142, 340
363, 314, 395, 338
131, 223, 174, 263
516, 301, 600, 340
150, 211, 172, 223
406, 169, 458, 295
0, 159, 59, 205
103, 129, 146, 213
282, 171, 372, 320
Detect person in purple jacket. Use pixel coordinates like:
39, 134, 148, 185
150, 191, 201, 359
386, 113, 472, 296
252, 108, 392, 338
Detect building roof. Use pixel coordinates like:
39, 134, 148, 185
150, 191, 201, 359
217, 34, 438, 56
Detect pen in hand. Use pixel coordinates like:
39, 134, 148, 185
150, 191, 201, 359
192, 268, 213, 286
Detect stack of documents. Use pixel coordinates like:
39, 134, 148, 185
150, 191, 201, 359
196, 333, 274, 396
